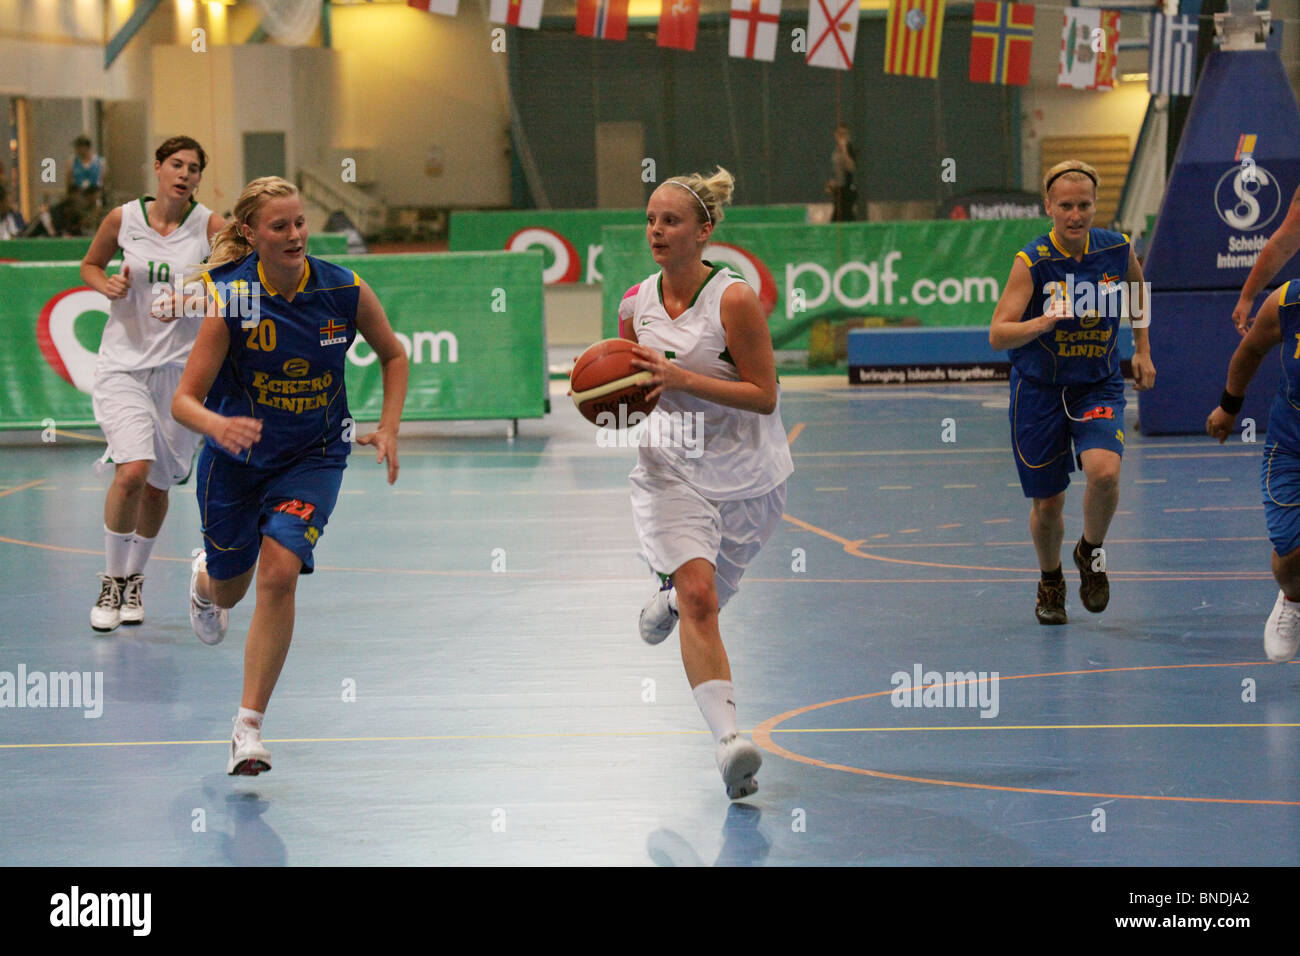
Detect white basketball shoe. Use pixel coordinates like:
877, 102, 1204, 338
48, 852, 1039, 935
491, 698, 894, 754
1264, 589, 1300, 662
716, 733, 762, 800
189, 548, 228, 646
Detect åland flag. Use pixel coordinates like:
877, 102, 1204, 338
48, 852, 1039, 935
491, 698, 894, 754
658, 0, 701, 50
1058, 8, 1119, 90
806, 0, 861, 70
1148, 13, 1198, 96
490, 0, 543, 28
969, 1, 1034, 86
577, 0, 628, 39
407, 0, 459, 16
885, 0, 946, 79
730, 0, 781, 61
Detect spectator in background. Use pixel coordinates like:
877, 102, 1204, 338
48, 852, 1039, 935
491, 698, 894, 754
0, 187, 25, 239
65, 135, 106, 235
828, 124, 859, 222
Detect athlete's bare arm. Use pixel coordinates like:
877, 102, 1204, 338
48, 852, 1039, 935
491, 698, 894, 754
1233, 183, 1300, 336
80, 207, 127, 300
1209, 285, 1284, 440
989, 257, 1070, 351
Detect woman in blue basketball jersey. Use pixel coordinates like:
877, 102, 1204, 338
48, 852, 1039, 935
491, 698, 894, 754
1208, 282, 1300, 661
990, 160, 1156, 626
172, 176, 408, 775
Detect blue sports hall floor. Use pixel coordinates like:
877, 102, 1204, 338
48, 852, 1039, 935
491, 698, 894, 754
0, 378, 1296, 867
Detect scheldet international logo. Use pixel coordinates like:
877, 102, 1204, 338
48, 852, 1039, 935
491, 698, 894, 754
37, 287, 105, 394
701, 241, 778, 318
1214, 162, 1281, 232
505, 226, 581, 284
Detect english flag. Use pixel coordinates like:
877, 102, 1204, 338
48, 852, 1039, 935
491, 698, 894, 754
969, 1, 1034, 86
658, 0, 701, 50
729, 0, 781, 61
407, 0, 459, 16
1059, 8, 1119, 90
1148, 12, 1198, 96
806, 0, 860, 70
576, 0, 628, 39
885, 0, 946, 78
490, 0, 543, 29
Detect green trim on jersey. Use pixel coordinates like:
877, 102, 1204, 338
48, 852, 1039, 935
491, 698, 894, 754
657, 261, 725, 312
138, 195, 200, 233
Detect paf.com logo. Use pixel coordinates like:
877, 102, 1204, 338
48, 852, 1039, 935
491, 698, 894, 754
506, 226, 582, 285
37, 287, 107, 394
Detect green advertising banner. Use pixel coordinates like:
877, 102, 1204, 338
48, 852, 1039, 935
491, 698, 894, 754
0, 233, 350, 262
449, 206, 807, 285
0, 251, 545, 428
599, 218, 1053, 352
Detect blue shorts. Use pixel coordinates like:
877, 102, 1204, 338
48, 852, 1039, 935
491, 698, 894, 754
196, 444, 346, 580
1262, 442, 1300, 557
1009, 370, 1126, 499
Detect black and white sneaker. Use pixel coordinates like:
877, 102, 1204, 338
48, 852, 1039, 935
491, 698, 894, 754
119, 573, 144, 626
90, 573, 124, 633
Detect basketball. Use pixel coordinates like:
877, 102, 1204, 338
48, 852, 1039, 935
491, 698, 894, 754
570, 338, 659, 426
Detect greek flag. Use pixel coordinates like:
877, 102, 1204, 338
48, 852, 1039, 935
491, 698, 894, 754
1149, 13, 1198, 96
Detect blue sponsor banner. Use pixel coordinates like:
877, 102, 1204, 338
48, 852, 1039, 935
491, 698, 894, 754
1145, 50, 1300, 292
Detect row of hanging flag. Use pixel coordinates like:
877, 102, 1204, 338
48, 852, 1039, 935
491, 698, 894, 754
406, 0, 1202, 96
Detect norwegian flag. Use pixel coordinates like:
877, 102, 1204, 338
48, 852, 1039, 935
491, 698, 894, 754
806, 0, 861, 70
407, 0, 459, 17
729, 0, 781, 61
658, 0, 700, 50
1148, 12, 1198, 96
576, 0, 628, 39
490, 0, 543, 29
969, 1, 1034, 86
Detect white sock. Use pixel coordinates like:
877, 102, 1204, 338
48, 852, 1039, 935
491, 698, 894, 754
692, 679, 739, 743
104, 527, 133, 578
236, 707, 264, 732
126, 533, 155, 576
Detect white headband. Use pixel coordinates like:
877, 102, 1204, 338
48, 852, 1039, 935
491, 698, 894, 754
666, 180, 711, 225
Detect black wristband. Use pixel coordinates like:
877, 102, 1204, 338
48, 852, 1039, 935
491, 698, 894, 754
1220, 390, 1244, 415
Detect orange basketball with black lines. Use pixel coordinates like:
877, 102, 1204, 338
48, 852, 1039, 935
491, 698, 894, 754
570, 338, 659, 426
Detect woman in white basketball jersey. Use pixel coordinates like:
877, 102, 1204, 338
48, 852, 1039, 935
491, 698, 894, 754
80, 136, 226, 633
619, 167, 793, 800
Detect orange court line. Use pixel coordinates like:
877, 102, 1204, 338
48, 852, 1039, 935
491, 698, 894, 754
780, 512, 1272, 577
0, 480, 45, 499
754, 662, 1300, 806
786, 422, 805, 446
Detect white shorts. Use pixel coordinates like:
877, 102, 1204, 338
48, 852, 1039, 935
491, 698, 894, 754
92, 364, 201, 490
630, 467, 787, 608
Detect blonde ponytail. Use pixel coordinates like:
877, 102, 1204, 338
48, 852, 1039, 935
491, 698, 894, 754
666, 166, 736, 227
